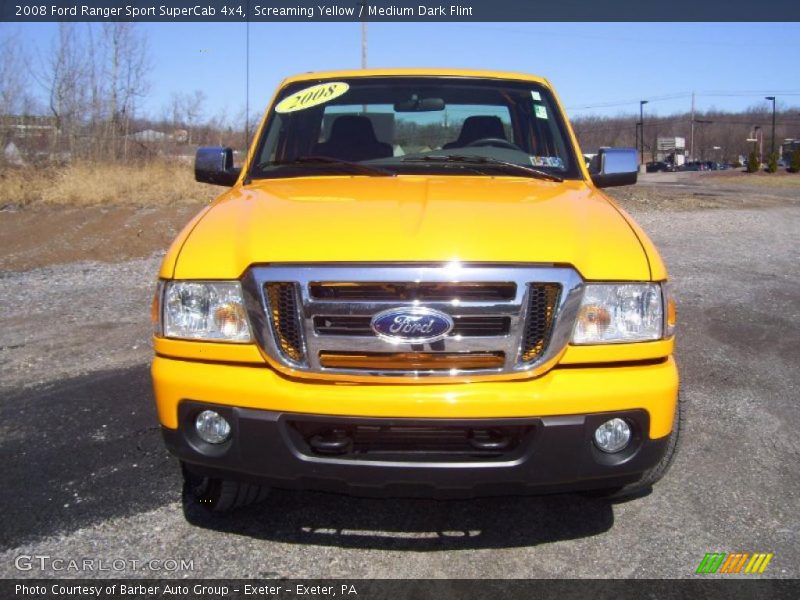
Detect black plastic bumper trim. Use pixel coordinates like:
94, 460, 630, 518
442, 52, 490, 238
163, 401, 669, 498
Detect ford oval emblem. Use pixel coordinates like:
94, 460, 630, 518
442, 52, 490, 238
370, 307, 454, 344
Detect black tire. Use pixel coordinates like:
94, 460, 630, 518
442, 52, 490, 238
591, 392, 683, 501
181, 462, 270, 514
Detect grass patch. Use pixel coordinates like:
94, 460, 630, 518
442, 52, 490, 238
706, 170, 800, 189
0, 161, 220, 207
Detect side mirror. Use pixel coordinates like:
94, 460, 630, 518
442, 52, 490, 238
195, 146, 240, 186
589, 147, 638, 188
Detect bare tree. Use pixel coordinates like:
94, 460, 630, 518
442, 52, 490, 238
0, 29, 43, 157
101, 23, 151, 158
0, 30, 32, 118
35, 24, 90, 154
206, 106, 236, 146
167, 89, 206, 143
183, 90, 206, 144
84, 23, 105, 139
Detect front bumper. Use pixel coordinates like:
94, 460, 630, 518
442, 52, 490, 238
165, 404, 668, 498
152, 356, 678, 436
153, 355, 678, 498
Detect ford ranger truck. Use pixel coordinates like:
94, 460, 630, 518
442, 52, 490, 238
151, 69, 680, 512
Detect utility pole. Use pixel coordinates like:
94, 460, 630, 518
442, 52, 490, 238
358, 1, 368, 114
360, 1, 368, 68
755, 126, 763, 164
693, 119, 712, 160
245, 9, 250, 148
749, 126, 764, 165
690, 91, 695, 161
765, 96, 776, 156
639, 100, 648, 166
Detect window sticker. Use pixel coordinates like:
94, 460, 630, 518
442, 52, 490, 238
530, 156, 564, 169
534, 104, 548, 120
275, 82, 350, 113
531, 91, 542, 101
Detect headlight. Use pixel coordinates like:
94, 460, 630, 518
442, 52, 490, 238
161, 281, 252, 342
572, 283, 664, 344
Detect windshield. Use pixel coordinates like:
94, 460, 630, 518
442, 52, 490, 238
248, 76, 582, 180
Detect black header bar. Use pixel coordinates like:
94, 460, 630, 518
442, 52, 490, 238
4, 579, 800, 600
3, 0, 800, 22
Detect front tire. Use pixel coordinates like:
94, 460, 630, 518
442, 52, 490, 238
181, 462, 270, 514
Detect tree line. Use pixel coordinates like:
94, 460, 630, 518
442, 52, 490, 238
572, 107, 800, 163
0, 23, 251, 163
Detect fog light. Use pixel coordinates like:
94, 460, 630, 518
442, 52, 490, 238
195, 410, 231, 444
594, 418, 632, 453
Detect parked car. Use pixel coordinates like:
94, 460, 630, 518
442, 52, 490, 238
151, 68, 680, 513
646, 161, 674, 173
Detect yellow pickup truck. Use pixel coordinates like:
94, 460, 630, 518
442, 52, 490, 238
151, 68, 680, 512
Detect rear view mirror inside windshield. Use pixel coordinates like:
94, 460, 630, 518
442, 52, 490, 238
394, 95, 445, 112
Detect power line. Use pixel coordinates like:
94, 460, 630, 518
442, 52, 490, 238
698, 90, 800, 96
456, 24, 793, 50
567, 91, 800, 111
572, 125, 639, 133
573, 116, 800, 126
566, 94, 691, 111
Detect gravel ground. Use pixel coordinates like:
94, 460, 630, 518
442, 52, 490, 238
0, 180, 798, 579
0, 257, 161, 393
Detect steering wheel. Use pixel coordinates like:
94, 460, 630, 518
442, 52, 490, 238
464, 137, 523, 151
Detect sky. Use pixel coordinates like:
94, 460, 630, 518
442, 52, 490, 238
6, 21, 800, 123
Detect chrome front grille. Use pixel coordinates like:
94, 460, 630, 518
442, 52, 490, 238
243, 264, 583, 380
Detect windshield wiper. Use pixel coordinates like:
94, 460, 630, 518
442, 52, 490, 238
402, 154, 563, 182
259, 156, 395, 177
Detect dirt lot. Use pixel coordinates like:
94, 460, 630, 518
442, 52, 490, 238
0, 172, 798, 579
0, 204, 203, 273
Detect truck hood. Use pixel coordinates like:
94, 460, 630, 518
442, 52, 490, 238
170, 175, 651, 280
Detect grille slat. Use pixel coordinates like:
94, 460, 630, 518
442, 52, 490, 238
310, 282, 516, 302
319, 351, 505, 371
314, 315, 511, 337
